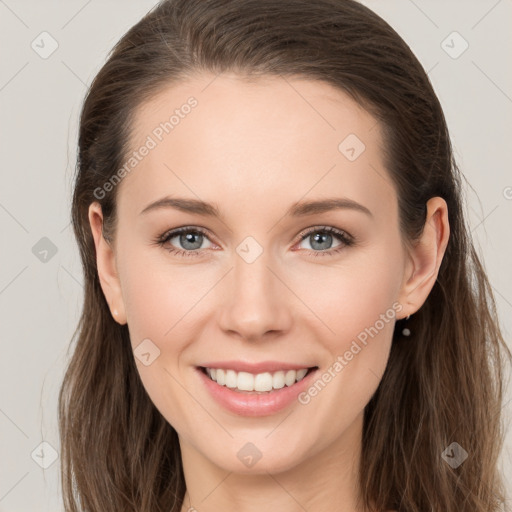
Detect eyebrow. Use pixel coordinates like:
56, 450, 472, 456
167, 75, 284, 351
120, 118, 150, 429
139, 196, 373, 219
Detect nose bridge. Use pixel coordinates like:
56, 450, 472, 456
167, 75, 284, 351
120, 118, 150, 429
218, 240, 291, 340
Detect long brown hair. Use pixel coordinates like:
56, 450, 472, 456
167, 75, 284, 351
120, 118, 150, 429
59, 1, 512, 510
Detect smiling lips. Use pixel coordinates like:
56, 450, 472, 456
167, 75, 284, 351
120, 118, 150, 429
197, 362, 319, 416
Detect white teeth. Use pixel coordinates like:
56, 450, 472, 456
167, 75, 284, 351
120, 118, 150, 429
225, 370, 237, 388
296, 368, 308, 380
204, 367, 311, 392
284, 370, 296, 386
216, 369, 226, 386
254, 372, 273, 392
237, 371, 254, 391
272, 371, 285, 389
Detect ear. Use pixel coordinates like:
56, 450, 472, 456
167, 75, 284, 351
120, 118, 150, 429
397, 196, 450, 319
88, 202, 127, 325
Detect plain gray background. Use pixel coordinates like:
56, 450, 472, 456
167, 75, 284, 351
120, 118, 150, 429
0, 1, 511, 510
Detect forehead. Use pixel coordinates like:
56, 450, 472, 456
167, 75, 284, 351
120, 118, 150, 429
117, 72, 395, 221
129, 72, 379, 153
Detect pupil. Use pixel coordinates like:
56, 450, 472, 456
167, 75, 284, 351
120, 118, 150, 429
181, 232, 202, 250
311, 233, 331, 250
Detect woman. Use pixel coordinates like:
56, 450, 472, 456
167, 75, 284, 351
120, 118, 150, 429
58, 0, 511, 510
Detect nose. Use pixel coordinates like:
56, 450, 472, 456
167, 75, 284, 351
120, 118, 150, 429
217, 249, 293, 342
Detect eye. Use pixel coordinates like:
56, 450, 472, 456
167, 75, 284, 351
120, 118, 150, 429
295, 226, 354, 257
153, 226, 215, 258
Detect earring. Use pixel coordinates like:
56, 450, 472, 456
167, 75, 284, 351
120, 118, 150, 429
402, 315, 411, 336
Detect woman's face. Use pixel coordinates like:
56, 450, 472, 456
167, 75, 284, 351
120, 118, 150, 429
99, 73, 414, 474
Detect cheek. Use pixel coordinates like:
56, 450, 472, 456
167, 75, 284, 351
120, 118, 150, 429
118, 252, 210, 429
288, 273, 400, 451
288, 243, 403, 408
290, 245, 403, 349
119, 247, 209, 345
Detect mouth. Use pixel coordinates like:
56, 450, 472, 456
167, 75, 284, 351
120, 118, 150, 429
195, 360, 320, 416
198, 366, 318, 394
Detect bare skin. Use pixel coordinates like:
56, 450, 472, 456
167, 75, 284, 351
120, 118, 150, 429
88, 73, 449, 512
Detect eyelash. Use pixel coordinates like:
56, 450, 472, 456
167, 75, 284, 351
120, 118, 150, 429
153, 225, 355, 259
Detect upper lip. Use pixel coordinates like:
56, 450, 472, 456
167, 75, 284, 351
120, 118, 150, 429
198, 360, 317, 374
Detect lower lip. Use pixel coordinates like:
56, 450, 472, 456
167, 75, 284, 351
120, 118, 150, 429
196, 367, 318, 417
